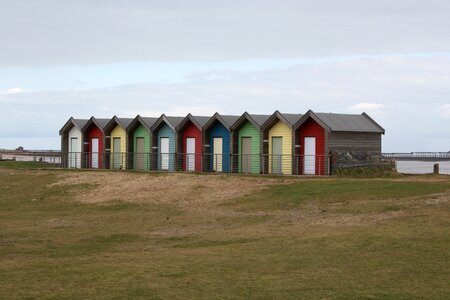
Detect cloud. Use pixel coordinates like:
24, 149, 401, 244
349, 102, 384, 112
1, 55, 450, 151
1, 0, 450, 66
0, 88, 24, 95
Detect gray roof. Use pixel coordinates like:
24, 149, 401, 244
221, 115, 240, 127
315, 113, 384, 133
95, 118, 111, 129
117, 118, 134, 128
280, 113, 303, 126
141, 117, 158, 128
249, 114, 271, 126
192, 116, 211, 128
166, 116, 185, 128
73, 119, 88, 129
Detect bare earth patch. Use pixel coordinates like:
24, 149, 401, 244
51, 171, 294, 208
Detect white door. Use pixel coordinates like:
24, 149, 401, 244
186, 138, 195, 171
160, 137, 169, 170
70, 137, 79, 168
213, 137, 223, 172
91, 138, 99, 169
304, 137, 316, 175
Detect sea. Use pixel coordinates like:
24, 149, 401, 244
395, 161, 450, 175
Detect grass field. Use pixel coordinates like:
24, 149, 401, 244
1, 163, 450, 299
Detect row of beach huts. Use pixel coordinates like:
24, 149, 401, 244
59, 110, 385, 176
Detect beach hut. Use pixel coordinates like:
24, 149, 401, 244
203, 113, 240, 173
126, 115, 158, 170
104, 116, 133, 170
151, 115, 184, 171
59, 117, 88, 168
231, 112, 271, 174
81, 117, 110, 169
261, 111, 302, 175
294, 110, 385, 175
176, 114, 210, 172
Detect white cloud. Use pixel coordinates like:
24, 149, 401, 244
0, 88, 24, 95
1, 55, 450, 152
349, 102, 384, 112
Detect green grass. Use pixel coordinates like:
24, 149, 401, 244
1, 170, 450, 299
225, 179, 450, 212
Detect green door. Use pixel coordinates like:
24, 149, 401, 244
135, 137, 145, 170
241, 137, 252, 173
272, 137, 282, 174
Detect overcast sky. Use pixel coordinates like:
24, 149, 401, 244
1, 0, 450, 151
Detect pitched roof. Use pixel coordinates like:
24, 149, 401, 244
192, 116, 211, 128
220, 115, 240, 127
95, 118, 111, 129
249, 114, 271, 126
117, 118, 134, 129
165, 116, 185, 128
59, 117, 89, 135
280, 113, 303, 126
315, 112, 384, 133
141, 117, 158, 128
73, 119, 88, 129
294, 110, 385, 134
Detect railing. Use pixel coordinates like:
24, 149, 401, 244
35, 152, 333, 176
382, 152, 450, 160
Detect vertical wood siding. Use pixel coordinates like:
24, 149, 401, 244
87, 125, 104, 168
157, 124, 176, 171
299, 118, 325, 175
68, 126, 82, 168
238, 121, 260, 174
110, 125, 127, 170
208, 121, 231, 173
133, 124, 151, 170
182, 120, 203, 172
268, 120, 292, 175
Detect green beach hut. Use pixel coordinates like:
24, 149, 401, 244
231, 112, 271, 174
126, 115, 158, 170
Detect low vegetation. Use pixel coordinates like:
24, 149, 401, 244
1, 162, 450, 299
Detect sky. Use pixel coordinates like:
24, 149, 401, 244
1, 0, 450, 152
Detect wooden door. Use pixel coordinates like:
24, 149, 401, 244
113, 137, 121, 169
69, 137, 79, 168
304, 137, 316, 175
186, 138, 195, 171
213, 137, 223, 172
91, 138, 99, 169
135, 137, 145, 170
272, 137, 282, 174
160, 137, 169, 170
241, 137, 252, 173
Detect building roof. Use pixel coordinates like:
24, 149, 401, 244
165, 116, 185, 128
220, 115, 241, 127
73, 119, 88, 129
95, 118, 111, 129
294, 110, 385, 134
262, 111, 303, 130
249, 114, 272, 126
192, 116, 211, 128
117, 118, 134, 129
141, 117, 158, 128
280, 113, 303, 126
59, 117, 89, 135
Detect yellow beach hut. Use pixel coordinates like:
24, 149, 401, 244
261, 111, 302, 175
104, 116, 134, 170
